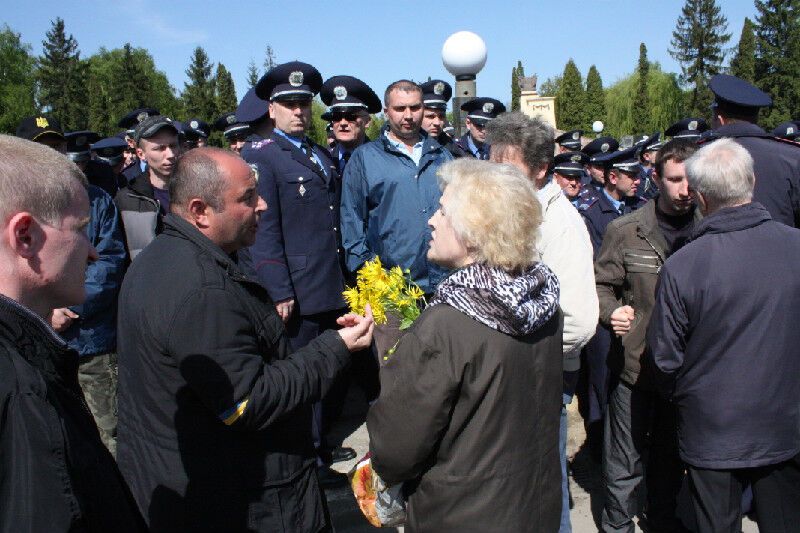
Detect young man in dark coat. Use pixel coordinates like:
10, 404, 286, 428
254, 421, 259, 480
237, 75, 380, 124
0, 134, 146, 532
116, 147, 374, 532
648, 138, 800, 533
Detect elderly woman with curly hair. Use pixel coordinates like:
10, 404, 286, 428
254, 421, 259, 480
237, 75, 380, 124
367, 158, 563, 532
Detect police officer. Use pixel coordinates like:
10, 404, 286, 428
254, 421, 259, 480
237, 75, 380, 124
419, 79, 468, 158
91, 136, 130, 188
552, 150, 589, 204
773, 120, 800, 141
709, 74, 800, 227
65, 131, 123, 197
213, 112, 250, 154
665, 117, 709, 141
243, 62, 351, 485
455, 97, 505, 159
236, 87, 273, 150
320, 75, 381, 174
576, 135, 619, 206
635, 132, 663, 200
181, 118, 210, 150
555, 129, 583, 153
118, 107, 159, 182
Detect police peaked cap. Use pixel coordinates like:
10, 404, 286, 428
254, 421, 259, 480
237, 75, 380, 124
419, 80, 453, 109
460, 97, 505, 122
236, 88, 270, 123
555, 129, 583, 150
321, 75, 381, 114
256, 61, 323, 101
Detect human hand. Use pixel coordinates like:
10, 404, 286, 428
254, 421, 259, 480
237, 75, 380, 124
337, 304, 375, 352
50, 308, 79, 332
610, 305, 635, 336
275, 299, 295, 323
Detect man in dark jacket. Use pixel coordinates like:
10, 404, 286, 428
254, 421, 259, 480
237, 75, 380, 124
116, 147, 374, 532
0, 134, 146, 532
709, 74, 800, 228
596, 139, 700, 532
114, 114, 180, 259
648, 138, 800, 533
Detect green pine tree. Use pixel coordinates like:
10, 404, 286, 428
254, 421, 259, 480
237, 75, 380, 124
263, 45, 277, 73
669, 0, 731, 119
109, 43, 152, 120
215, 63, 238, 113
633, 43, 650, 132
511, 60, 523, 111
555, 59, 586, 130
584, 65, 606, 128
36, 17, 88, 130
754, 0, 800, 128
0, 24, 37, 133
246, 60, 259, 88
729, 17, 756, 82
539, 75, 561, 97
182, 46, 216, 120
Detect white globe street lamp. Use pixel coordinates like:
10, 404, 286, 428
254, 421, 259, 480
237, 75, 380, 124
592, 120, 604, 137
442, 31, 487, 137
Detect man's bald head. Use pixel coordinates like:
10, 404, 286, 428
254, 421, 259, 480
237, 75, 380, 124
169, 147, 251, 213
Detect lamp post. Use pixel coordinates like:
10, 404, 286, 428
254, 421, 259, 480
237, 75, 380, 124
442, 31, 487, 138
592, 120, 604, 138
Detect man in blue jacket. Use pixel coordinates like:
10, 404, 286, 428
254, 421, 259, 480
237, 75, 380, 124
340, 79, 452, 295
648, 138, 800, 533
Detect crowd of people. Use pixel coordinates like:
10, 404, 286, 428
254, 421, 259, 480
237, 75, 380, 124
1, 58, 799, 533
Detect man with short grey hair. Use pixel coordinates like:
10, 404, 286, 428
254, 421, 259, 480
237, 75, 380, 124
648, 138, 800, 533
488, 111, 597, 533
0, 134, 146, 531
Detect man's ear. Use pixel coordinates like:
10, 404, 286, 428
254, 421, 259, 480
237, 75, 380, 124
6, 212, 42, 259
607, 169, 619, 186
187, 199, 212, 228
136, 146, 145, 162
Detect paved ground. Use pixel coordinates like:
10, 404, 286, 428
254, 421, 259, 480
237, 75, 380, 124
323, 389, 758, 532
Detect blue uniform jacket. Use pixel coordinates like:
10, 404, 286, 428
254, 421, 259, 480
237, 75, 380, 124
578, 191, 645, 257
242, 132, 347, 316
62, 185, 128, 356
340, 128, 453, 294
713, 122, 800, 228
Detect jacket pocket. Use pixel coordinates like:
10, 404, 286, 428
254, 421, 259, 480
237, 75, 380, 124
623, 250, 660, 274
284, 175, 316, 203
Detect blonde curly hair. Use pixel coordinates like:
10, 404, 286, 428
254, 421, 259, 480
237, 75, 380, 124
437, 159, 542, 273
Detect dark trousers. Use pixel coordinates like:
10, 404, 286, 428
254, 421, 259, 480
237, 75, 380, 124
687, 452, 800, 533
286, 310, 344, 459
601, 381, 684, 532
577, 324, 612, 456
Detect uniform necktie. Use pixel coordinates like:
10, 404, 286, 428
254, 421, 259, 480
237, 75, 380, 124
301, 140, 323, 173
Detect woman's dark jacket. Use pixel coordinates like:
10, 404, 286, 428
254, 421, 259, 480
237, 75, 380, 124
368, 302, 563, 532
0, 294, 146, 532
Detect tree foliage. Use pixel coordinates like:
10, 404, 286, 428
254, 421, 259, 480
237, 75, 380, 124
85, 45, 180, 136
182, 46, 216, 120
584, 66, 606, 127
36, 17, 87, 131
539, 75, 561, 97
555, 59, 586, 130
605, 63, 685, 138
0, 25, 37, 133
729, 17, 756, 82
263, 45, 277, 73
511, 60, 523, 111
669, 0, 731, 118
246, 59, 259, 88
633, 43, 651, 132
215, 63, 238, 113
754, 0, 800, 128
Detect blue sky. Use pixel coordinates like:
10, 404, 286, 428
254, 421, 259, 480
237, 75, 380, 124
6, 0, 759, 112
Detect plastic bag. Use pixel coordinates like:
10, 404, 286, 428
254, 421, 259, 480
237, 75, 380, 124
349, 454, 406, 527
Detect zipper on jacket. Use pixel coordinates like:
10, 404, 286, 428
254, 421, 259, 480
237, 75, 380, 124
640, 235, 664, 273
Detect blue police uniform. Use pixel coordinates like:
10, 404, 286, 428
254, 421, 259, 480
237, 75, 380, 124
455, 97, 505, 159
709, 74, 800, 228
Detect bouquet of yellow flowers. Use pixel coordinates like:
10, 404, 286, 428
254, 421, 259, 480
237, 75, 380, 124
342, 256, 425, 339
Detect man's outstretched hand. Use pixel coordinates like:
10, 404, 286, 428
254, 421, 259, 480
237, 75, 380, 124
337, 304, 375, 352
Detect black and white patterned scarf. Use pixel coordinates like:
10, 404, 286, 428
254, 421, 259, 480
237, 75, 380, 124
428, 262, 560, 336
